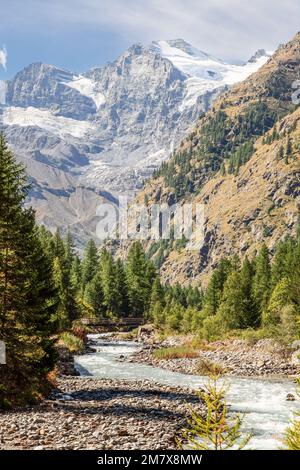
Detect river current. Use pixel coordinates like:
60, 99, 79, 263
74, 334, 299, 450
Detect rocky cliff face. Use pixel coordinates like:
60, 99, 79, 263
127, 32, 300, 285
0, 39, 270, 247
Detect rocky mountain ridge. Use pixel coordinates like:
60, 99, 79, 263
126, 32, 300, 285
0, 39, 270, 247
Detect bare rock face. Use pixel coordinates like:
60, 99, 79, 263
6, 63, 96, 120
0, 40, 269, 247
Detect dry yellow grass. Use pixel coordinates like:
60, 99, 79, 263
196, 358, 227, 376
153, 346, 199, 360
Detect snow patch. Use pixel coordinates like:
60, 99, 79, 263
62, 75, 106, 108
3, 106, 94, 138
81, 148, 169, 194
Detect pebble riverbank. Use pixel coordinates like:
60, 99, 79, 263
0, 377, 203, 450
129, 336, 300, 378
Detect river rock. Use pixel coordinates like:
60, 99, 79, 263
291, 350, 300, 365
0, 376, 202, 450
286, 393, 296, 401
131, 337, 300, 378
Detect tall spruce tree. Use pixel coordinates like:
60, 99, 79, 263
0, 135, 57, 407
84, 272, 104, 317
125, 241, 156, 317
99, 248, 122, 316
115, 258, 129, 317
252, 244, 271, 320
52, 230, 78, 329
81, 239, 99, 295
217, 261, 257, 330
202, 258, 232, 316
70, 255, 82, 294
271, 238, 295, 288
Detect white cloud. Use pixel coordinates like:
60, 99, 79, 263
0, 46, 7, 70
1, 1, 300, 62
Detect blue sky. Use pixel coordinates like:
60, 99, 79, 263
0, 0, 299, 79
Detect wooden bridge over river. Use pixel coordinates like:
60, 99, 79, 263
81, 317, 144, 331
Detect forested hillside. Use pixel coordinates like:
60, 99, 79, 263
131, 32, 300, 285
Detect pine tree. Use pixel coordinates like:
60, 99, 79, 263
0, 135, 57, 407
218, 258, 257, 330
252, 244, 271, 320
203, 259, 232, 316
148, 277, 164, 321
271, 238, 295, 288
53, 228, 65, 260
52, 231, 78, 329
262, 278, 290, 326
38, 225, 55, 262
115, 258, 129, 317
165, 301, 184, 331
271, 126, 278, 142
125, 241, 156, 317
286, 136, 293, 158
181, 307, 196, 333
99, 248, 122, 317
84, 272, 104, 317
277, 145, 284, 160
151, 301, 165, 328
150, 277, 165, 307
81, 239, 99, 294
173, 283, 188, 308
70, 255, 82, 293
186, 286, 203, 310
52, 257, 69, 329
288, 258, 300, 312
178, 376, 251, 450
217, 271, 245, 330
64, 231, 76, 272
239, 257, 258, 327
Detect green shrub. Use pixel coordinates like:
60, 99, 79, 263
200, 315, 226, 341
59, 332, 84, 353
237, 326, 277, 343
0, 396, 12, 410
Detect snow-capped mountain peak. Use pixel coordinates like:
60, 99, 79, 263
151, 39, 223, 62
1, 38, 274, 247
149, 39, 225, 79
150, 38, 272, 85
247, 48, 273, 63
149, 39, 273, 111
